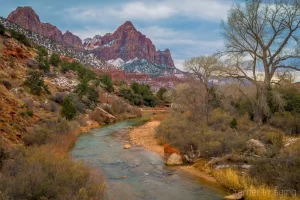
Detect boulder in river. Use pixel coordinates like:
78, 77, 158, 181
124, 144, 131, 149
166, 153, 183, 165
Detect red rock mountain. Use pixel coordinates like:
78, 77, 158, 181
7, 6, 83, 49
7, 7, 174, 67
84, 21, 175, 67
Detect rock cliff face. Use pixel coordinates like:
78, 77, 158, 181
7, 6, 82, 49
7, 7, 174, 67
84, 21, 175, 67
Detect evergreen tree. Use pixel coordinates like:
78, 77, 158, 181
61, 96, 76, 120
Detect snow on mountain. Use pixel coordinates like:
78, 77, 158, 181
107, 58, 125, 68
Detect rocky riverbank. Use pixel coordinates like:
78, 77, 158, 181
128, 120, 221, 186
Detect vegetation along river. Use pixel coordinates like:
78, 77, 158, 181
71, 119, 226, 200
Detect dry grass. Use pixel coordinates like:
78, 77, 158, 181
212, 168, 300, 200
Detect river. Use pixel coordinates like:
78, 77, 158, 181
71, 119, 225, 200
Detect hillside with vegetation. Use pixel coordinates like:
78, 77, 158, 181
155, 1, 300, 199
0, 24, 144, 199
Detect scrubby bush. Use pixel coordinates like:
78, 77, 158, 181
0, 147, 104, 200
24, 70, 49, 95
52, 92, 67, 104
100, 73, 114, 92
0, 24, 5, 35
36, 46, 49, 72
49, 53, 61, 67
156, 87, 167, 101
61, 96, 76, 120
9, 29, 31, 47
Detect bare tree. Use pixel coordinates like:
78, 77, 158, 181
184, 56, 220, 124
220, 0, 300, 124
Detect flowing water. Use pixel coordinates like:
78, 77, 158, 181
71, 119, 226, 200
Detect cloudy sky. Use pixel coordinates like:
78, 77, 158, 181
0, 0, 235, 69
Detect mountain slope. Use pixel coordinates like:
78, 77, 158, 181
7, 6, 83, 49
84, 21, 175, 67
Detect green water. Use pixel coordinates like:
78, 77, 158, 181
71, 119, 225, 200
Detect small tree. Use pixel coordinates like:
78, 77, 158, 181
157, 87, 167, 101
100, 73, 114, 92
49, 53, 61, 67
184, 55, 220, 125
0, 24, 5, 35
61, 96, 76, 120
24, 70, 48, 95
36, 46, 49, 72
230, 117, 237, 129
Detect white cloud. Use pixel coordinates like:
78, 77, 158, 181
70, 27, 113, 39
66, 0, 231, 22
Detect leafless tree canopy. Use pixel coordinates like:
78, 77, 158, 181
221, 0, 300, 86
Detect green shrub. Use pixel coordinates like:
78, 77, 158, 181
61, 96, 77, 120
36, 46, 50, 72
49, 53, 61, 67
9, 29, 31, 47
100, 73, 114, 92
26, 110, 33, 117
24, 70, 49, 95
230, 117, 237, 129
0, 24, 5, 35
157, 87, 167, 101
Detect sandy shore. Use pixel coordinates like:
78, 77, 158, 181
128, 121, 221, 186
129, 121, 164, 156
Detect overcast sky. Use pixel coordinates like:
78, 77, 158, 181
0, 0, 235, 69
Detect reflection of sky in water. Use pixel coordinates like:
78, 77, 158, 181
71, 120, 224, 200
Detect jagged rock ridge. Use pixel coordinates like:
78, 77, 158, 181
0, 17, 113, 69
84, 21, 175, 67
7, 6, 83, 49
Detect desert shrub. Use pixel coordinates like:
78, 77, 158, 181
230, 117, 237, 129
61, 96, 76, 120
24, 70, 49, 95
102, 104, 114, 115
52, 92, 67, 104
19, 110, 34, 118
270, 111, 300, 135
0, 24, 5, 35
49, 53, 61, 67
22, 125, 51, 146
0, 147, 104, 200
0, 145, 8, 169
26, 110, 33, 117
1, 81, 12, 90
23, 98, 34, 109
100, 73, 114, 92
36, 46, 49, 72
9, 29, 31, 47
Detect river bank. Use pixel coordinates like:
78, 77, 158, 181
128, 120, 223, 187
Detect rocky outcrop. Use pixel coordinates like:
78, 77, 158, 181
246, 139, 266, 156
7, 6, 82, 48
62, 31, 83, 49
86, 21, 175, 67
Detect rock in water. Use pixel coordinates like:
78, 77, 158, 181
166, 153, 183, 165
124, 144, 131, 149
